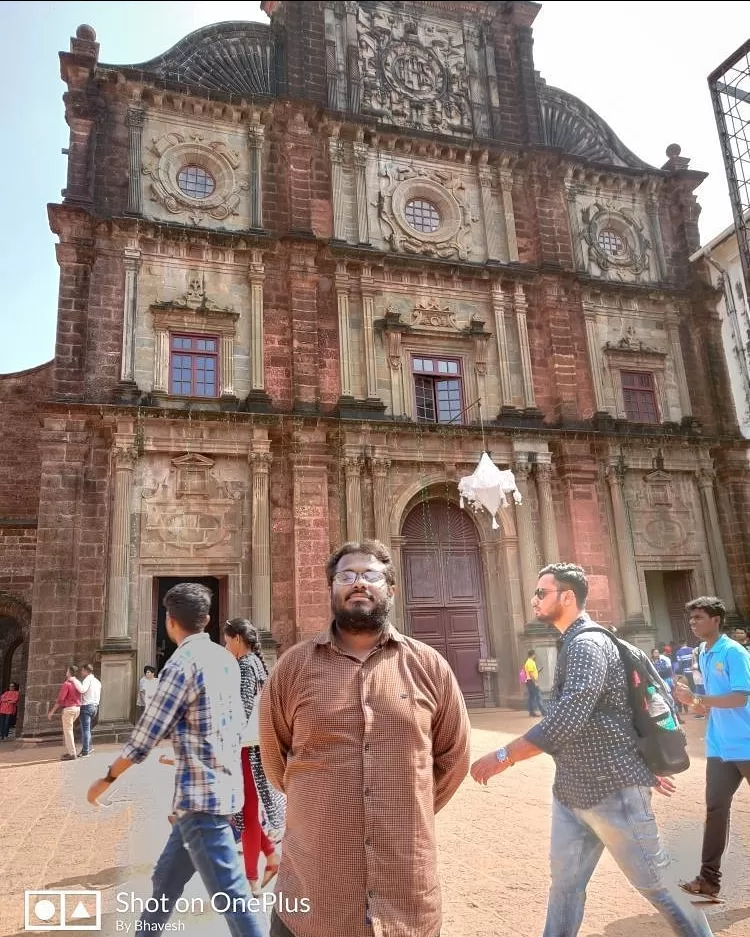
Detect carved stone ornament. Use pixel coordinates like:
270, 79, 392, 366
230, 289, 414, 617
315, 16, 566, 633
143, 131, 249, 226
357, 5, 472, 135
376, 161, 474, 260
412, 297, 458, 330
641, 516, 688, 551
581, 204, 651, 276
140, 454, 243, 557
603, 323, 665, 357
153, 271, 236, 315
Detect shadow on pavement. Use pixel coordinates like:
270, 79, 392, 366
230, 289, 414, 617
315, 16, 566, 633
588, 905, 750, 937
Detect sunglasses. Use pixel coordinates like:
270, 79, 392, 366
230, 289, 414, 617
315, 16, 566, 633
332, 570, 387, 586
532, 588, 564, 600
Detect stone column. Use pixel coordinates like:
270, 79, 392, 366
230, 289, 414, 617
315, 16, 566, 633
120, 248, 140, 384
535, 461, 559, 564
479, 161, 501, 260
565, 181, 584, 269
697, 470, 737, 608
498, 168, 519, 262
153, 329, 169, 393
336, 263, 353, 399
249, 250, 265, 393
605, 464, 644, 621
514, 283, 536, 408
329, 130, 347, 242
353, 133, 370, 244
126, 106, 145, 215
360, 265, 379, 400
220, 334, 234, 397
583, 307, 607, 412
646, 191, 667, 280
491, 282, 513, 409
513, 462, 538, 613
248, 118, 264, 229
345, 456, 363, 542
666, 314, 692, 417
391, 535, 406, 630
105, 446, 137, 645
250, 450, 272, 634
371, 458, 391, 546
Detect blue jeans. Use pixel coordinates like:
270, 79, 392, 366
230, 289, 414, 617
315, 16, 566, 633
141, 812, 264, 937
79, 704, 97, 754
544, 787, 713, 937
526, 681, 546, 716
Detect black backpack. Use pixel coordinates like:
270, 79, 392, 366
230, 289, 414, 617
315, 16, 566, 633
576, 627, 690, 776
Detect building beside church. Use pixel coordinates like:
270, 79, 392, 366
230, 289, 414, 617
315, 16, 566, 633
1, 0, 749, 733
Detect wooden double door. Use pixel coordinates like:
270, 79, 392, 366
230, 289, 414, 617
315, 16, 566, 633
401, 500, 490, 706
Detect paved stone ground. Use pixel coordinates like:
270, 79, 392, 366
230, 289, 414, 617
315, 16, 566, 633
0, 711, 747, 937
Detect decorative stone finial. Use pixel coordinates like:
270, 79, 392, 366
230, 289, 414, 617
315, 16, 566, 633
76, 24, 96, 41
661, 143, 690, 172
70, 23, 99, 60
665, 143, 681, 159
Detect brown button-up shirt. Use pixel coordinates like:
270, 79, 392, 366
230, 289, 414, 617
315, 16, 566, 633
259, 623, 471, 937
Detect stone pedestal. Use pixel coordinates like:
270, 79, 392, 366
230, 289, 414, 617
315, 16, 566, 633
99, 647, 136, 723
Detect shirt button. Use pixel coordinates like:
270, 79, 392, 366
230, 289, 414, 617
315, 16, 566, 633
364, 787, 371, 796
368, 889, 375, 899
364, 743, 370, 752
365, 837, 372, 846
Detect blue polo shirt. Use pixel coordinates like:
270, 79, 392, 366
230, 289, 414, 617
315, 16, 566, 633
699, 634, 750, 761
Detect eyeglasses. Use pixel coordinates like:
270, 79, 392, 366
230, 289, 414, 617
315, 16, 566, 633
532, 588, 563, 600
332, 570, 387, 586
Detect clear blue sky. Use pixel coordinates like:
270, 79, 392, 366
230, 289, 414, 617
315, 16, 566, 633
0, 1, 743, 373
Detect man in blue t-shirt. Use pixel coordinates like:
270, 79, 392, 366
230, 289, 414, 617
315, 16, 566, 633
674, 596, 750, 900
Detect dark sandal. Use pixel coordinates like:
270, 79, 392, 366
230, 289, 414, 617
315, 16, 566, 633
679, 877, 720, 898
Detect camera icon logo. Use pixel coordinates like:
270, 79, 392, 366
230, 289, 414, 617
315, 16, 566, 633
24, 890, 101, 931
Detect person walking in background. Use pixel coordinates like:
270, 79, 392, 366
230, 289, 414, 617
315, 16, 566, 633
71, 663, 101, 756
674, 597, 750, 902
260, 539, 470, 937
86, 583, 263, 937
524, 649, 546, 717
48, 665, 82, 760
651, 648, 674, 688
223, 618, 284, 895
471, 563, 712, 937
136, 665, 159, 721
0, 682, 20, 739
733, 627, 749, 649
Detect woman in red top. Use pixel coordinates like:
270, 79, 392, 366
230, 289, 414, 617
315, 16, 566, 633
48, 665, 82, 760
0, 682, 20, 739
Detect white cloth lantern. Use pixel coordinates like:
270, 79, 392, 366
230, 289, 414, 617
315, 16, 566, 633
458, 452, 522, 529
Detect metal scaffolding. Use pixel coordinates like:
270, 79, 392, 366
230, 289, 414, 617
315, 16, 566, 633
709, 38, 750, 298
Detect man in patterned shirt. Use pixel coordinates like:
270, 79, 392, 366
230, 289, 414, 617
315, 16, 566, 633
471, 563, 712, 937
87, 583, 264, 937
259, 539, 471, 937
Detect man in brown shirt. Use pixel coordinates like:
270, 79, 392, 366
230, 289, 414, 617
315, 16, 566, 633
260, 539, 471, 937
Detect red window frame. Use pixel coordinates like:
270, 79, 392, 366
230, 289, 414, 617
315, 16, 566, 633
411, 355, 464, 424
621, 370, 659, 423
169, 333, 219, 398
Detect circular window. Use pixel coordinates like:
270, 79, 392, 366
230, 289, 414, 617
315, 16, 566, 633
598, 228, 626, 257
176, 165, 216, 200
404, 199, 441, 234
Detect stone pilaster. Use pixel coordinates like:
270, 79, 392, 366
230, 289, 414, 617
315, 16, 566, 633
605, 464, 644, 624
499, 168, 519, 262
336, 262, 353, 400
353, 135, 370, 244
371, 458, 391, 546
345, 1, 361, 112
153, 328, 169, 393
582, 307, 607, 413
250, 450, 273, 635
565, 181, 584, 269
360, 265, 379, 401
646, 189, 667, 281
491, 282, 513, 410
391, 535, 406, 630
697, 470, 737, 609
513, 462, 538, 615
666, 313, 692, 418
535, 462, 559, 564
248, 118, 265, 229
126, 107, 145, 215
479, 159, 501, 260
105, 446, 137, 645
514, 283, 536, 408
119, 249, 140, 391
329, 130, 347, 242
345, 456, 364, 542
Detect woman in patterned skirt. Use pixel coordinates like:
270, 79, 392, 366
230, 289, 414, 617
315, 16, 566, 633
223, 618, 285, 894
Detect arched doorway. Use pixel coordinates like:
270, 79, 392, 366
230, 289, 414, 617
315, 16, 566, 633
401, 498, 491, 706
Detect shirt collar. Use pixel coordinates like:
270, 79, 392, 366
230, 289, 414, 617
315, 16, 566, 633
314, 621, 404, 648
557, 612, 593, 649
179, 631, 211, 648
704, 633, 730, 655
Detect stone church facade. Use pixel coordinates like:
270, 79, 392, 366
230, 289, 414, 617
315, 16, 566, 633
1, 0, 749, 733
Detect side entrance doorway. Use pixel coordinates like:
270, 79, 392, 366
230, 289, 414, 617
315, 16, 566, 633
401, 499, 492, 707
644, 570, 694, 646
152, 576, 224, 672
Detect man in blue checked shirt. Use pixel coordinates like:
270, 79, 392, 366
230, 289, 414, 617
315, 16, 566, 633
87, 582, 263, 937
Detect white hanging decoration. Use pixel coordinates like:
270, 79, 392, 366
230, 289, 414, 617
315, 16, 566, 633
458, 452, 522, 529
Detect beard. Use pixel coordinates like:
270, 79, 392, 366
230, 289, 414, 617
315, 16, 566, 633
333, 591, 393, 634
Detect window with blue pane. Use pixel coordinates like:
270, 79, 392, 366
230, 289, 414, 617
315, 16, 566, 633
169, 334, 218, 397
412, 356, 463, 424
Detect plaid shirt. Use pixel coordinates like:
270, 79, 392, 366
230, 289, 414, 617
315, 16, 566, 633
260, 622, 471, 937
121, 632, 244, 815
